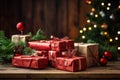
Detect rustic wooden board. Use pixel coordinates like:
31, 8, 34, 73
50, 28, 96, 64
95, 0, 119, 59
0, 60, 120, 79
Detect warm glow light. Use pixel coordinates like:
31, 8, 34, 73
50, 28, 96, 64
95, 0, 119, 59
118, 5, 120, 9
109, 38, 113, 42
107, 7, 110, 10
101, 2, 105, 6
94, 25, 97, 28
91, 8, 95, 12
108, 3, 111, 6
95, 14, 98, 18
87, 1, 91, 5
83, 28, 87, 31
118, 47, 120, 50
104, 32, 108, 35
80, 30, 83, 33
118, 31, 120, 34
90, 12, 94, 16
115, 37, 118, 40
82, 35, 85, 39
88, 27, 92, 30
87, 20, 91, 23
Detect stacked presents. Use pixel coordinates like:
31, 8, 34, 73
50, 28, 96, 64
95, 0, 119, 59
12, 35, 99, 72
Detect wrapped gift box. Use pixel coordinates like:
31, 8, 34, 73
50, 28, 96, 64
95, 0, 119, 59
50, 40, 67, 51
48, 50, 66, 67
61, 39, 74, 49
28, 40, 67, 51
55, 57, 87, 72
36, 50, 48, 57
11, 35, 31, 43
74, 43, 99, 67
12, 55, 48, 69
28, 41, 51, 50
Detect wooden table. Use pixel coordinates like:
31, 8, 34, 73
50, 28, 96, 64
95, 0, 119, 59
0, 60, 120, 80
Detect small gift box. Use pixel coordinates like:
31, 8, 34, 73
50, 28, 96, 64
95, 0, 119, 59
61, 37, 74, 49
50, 40, 67, 51
74, 43, 99, 67
55, 57, 87, 72
28, 40, 51, 51
12, 55, 48, 69
48, 50, 65, 67
11, 35, 31, 43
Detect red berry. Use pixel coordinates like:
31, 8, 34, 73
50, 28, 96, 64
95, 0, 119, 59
104, 51, 112, 60
100, 57, 108, 66
16, 22, 24, 31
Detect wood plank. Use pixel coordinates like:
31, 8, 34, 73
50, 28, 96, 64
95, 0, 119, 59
56, 0, 68, 38
68, 0, 79, 39
0, 60, 120, 79
43, 0, 57, 38
79, 0, 91, 27
21, 0, 33, 34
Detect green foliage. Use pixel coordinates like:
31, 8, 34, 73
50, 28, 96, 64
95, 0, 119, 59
0, 31, 14, 62
29, 29, 46, 40
76, 0, 120, 60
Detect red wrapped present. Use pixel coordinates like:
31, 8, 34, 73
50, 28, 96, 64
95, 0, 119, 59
28, 40, 51, 50
61, 37, 74, 49
55, 57, 87, 72
36, 50, 48, 57
12, 55, 48, 69
48, 50, 64, 67
50, 40, 67, 51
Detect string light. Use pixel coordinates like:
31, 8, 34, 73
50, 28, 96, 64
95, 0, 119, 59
88, 27, 92, 30
118, 5, 120, 9
91, 8, 95, 12
104, 32, 108, 35
90, 12, 94, 16
95, 14, 98, 18
108, 3, 111, 6
107, 7, 110, 10
118, 47, 120, 50
80, 30, 83, 33
82, 35, 86, 39
87, 20, 91, 23
83, 27, 87, 31
101, 2, 105, 6
118, 31, 120, 34
109, 38, 113, 42
115, 37, 118, 40
94, 24, 97, 28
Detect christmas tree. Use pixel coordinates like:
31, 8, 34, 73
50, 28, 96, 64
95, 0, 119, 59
77, 0, 120, 60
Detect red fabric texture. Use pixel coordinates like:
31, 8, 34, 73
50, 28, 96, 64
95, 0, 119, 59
12, 55, 48, 69
55, 57, 87, 72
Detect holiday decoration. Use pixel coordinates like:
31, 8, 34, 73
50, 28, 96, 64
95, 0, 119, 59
16, 22, 25, 34
55, 57, 87, 72
74, 43, 99, 67
76, 0, 119, 60
12, 55, 48, 69
86, 0, 91, 5
99, 57, 108, 66
11, 35, 31, 43
104, 51, 112, 60
0, 30, 14, 62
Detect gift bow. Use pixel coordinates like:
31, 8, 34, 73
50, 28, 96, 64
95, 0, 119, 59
66, 49, 77, 58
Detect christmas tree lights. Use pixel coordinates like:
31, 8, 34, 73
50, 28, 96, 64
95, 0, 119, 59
77, 0, 120, 60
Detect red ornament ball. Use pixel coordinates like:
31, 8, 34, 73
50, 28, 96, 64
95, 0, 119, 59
100, 57, 108, 66
16, 22, 25, 31
104, 51, 112, 60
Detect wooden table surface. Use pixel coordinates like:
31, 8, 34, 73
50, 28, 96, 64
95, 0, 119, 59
0, 60, 120, 79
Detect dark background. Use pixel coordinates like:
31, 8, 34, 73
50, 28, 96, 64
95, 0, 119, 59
0, 0, 90, 39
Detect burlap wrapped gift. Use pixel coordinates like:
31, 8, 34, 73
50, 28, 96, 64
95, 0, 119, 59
74, 43, 99, 67
11, 35, 31, 43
